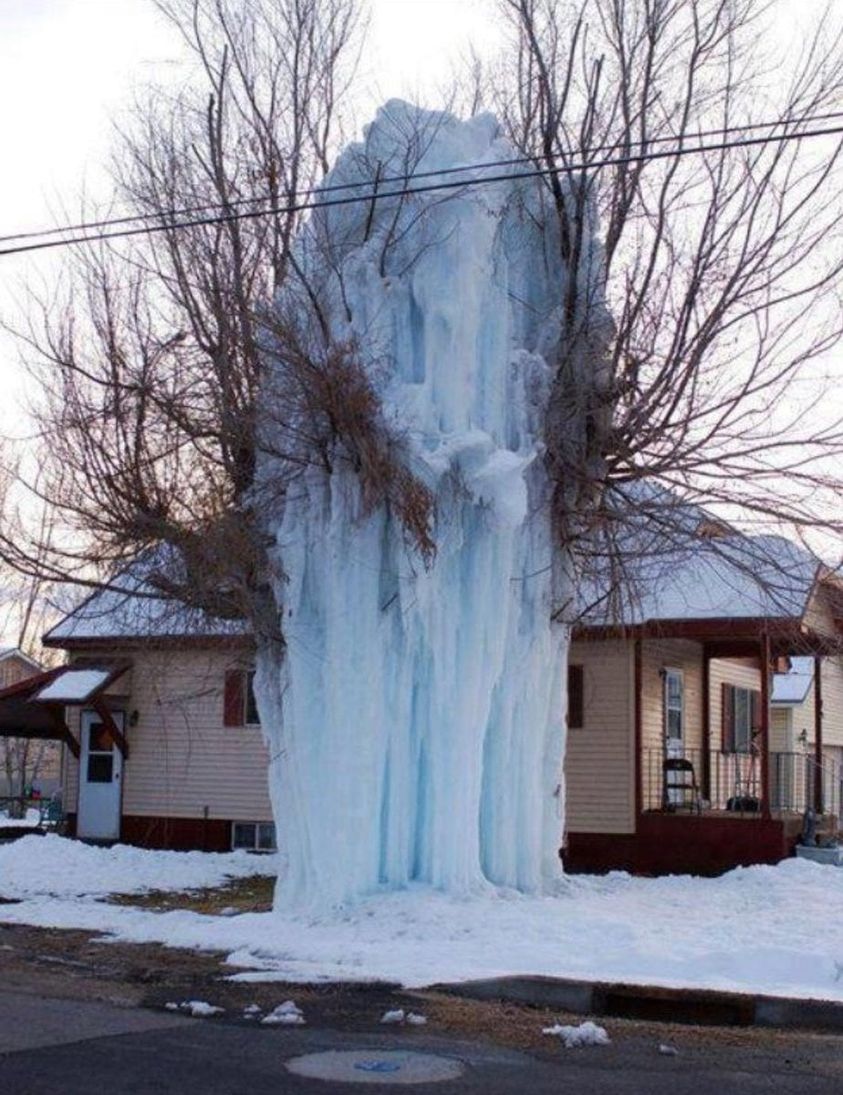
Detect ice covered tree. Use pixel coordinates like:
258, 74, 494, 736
5, 0, 843, 908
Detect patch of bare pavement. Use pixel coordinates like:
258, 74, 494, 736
1, 921, 843, 1093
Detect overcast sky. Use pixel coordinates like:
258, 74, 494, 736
0, 1, 838, 466
0, 0, 500, 429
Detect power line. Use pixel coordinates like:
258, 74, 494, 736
2, 120, 842, 260
4, 108, 843, 249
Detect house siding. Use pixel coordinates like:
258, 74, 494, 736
639, 638, 703, 812
709, 658, 760, 748
802, 586, 838, 639
771, 707, 791, 753
62, 647, 272, 840
641, 639, 704, 754
565, 640, 813, 835
820, 657, 843, 748
565, 640, 634, 835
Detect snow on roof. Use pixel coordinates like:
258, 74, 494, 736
579, 491, 822, 628
34, 668, 113, 703
635, 535, 816, 622
0, 647, 42, 670
772, 656, 815, 705
44, 552, 249, 645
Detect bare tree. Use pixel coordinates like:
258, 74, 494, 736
2, 0, 373, 653
0, 467, 59, 814
490, 0, 843, 618
6, 0, 446, 659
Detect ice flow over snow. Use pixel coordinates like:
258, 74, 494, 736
261, 102, 598, 908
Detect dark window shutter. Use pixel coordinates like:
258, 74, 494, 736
224, 670, 245, 728
721, 683, 735, 753
568, 664, 584, 730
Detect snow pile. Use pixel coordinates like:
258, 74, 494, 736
3, 853, 843, 1001
166, 1000, 224, 1018
259, 100, 588, 908
379, 1008, 427, 1026
543, 1021, 609, 1048
0, 808, 41, 829
261, 1000, 305, 1026
0, 835, 278, 900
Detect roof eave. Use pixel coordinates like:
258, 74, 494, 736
43, 632, 254, 651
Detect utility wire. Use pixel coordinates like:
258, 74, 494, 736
4, 108, 843, 248
2, 120, 842, 260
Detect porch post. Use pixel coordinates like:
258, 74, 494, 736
634, 638, 643, 822
701, 645, 711, 800
759, 632, 771, 819
814, 655, 823, 814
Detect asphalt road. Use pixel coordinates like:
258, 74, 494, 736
2, 991, 843, 1094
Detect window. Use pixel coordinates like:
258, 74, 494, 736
722, 684, 760, 753
223, 669, 261, 728
232, 821, 276, 852
568, 664, 584, 729
86, 718, 114, 783
87, 754, 114, 783
664, 669, 684, 741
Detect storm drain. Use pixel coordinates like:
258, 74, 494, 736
285, 1049, 465, 1085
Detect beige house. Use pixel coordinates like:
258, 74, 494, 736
0, 588, 272, 852
0, 519, 839, 874
565, 536, 843, 874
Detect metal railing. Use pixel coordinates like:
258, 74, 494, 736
643, 747, 842, 818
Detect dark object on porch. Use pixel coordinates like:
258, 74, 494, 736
800, 807, 818, 846
662, 757, 702, 814
727, 795, 760, 813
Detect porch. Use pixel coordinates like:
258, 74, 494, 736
642, 746, 842, 822
565, 617, 843, 875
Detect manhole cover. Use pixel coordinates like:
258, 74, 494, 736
285, 1049, 464, 1085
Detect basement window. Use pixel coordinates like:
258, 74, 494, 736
232, 821, 276, 852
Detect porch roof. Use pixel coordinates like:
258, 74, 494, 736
572, 614, 838, 656
770, 655, 814, 704
0, 663, 130, 755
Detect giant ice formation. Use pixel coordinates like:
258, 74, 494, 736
259, 102, 586, 909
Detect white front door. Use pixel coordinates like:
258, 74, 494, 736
663, 669, 687, 806
664, 669, 684, 756
77, 709, 124, 840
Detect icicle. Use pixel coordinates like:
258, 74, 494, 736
257, 102, 589, 910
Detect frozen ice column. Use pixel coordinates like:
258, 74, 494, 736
260, 101, 580, 909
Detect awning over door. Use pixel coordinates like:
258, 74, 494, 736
0, 663, 131, 759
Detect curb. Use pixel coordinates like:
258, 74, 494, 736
431, 975, 843, 1032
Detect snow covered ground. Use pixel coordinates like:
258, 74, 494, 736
1, 837, 842, 1002
0, 808, 42, 829
0, 834, 279, 899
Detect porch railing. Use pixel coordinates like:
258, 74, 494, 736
643, 747, 843, 818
